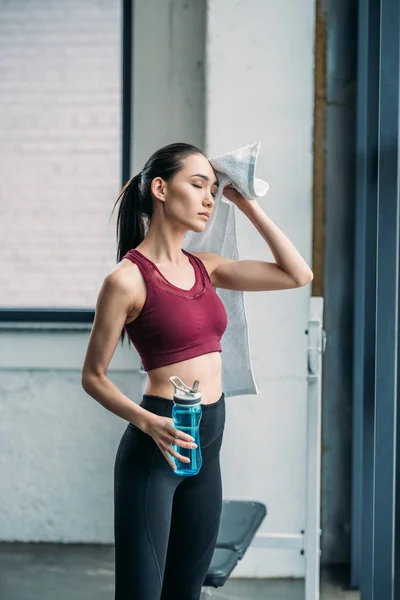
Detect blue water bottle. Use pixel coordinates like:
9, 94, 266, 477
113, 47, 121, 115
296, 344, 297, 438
169, 375, 202, 476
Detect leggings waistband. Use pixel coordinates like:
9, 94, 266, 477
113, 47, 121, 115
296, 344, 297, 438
141, 391, 225, 411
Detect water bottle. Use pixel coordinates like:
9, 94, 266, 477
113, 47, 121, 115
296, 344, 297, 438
169, 375, 202, 476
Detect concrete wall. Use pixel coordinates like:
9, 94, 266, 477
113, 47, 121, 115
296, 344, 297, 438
0, 355, 140, 542
131, 0, 206, 170
205, 0, 315, 578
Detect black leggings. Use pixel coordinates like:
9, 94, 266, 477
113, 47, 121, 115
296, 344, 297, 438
113, 392, 226, 600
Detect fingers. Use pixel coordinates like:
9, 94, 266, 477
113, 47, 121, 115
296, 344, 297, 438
165, 421, 196, 448
160, 436, 193, 468
169, 445, 190, 464
161, 444, 189, 470
158, 419, 197, 471
162, 447, 177, 471
173, 437, 197, 449
162, 440, 191, 462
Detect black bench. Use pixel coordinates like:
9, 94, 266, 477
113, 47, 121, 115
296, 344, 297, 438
203, 500, 267, 589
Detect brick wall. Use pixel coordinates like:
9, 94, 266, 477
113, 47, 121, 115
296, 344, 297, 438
0, 0, 121, 308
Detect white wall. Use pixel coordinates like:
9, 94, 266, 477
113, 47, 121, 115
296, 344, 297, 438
205, 0, 315, 578
131, 0, 206, 170
0, 329, 140, 542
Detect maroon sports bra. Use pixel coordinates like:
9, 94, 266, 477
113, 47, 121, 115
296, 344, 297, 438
123, 248, 228, 371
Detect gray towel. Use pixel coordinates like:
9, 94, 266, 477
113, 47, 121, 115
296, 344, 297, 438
183, 142, 269, 398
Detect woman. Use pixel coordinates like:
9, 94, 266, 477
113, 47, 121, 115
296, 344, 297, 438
81, 142, 313, 600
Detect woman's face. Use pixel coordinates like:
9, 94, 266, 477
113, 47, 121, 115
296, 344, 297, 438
152, 153, 219, 232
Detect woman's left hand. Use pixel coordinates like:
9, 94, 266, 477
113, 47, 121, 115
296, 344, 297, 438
222, 184, 253, 211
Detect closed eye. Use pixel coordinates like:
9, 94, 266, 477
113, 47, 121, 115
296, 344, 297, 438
192, 184, 217, 198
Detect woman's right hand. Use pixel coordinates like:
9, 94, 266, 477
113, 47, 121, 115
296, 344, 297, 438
142, 414, 198, 470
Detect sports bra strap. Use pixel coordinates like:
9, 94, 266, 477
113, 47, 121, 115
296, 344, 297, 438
123, 249, 152, 280
187, 252, 212, 284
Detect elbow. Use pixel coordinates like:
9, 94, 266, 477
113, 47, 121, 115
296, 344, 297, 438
294, 269, 314, 287
81, 371, 91, 394
81, 370, 101, 394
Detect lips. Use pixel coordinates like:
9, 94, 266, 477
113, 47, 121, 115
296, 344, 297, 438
198, 212, 210, 219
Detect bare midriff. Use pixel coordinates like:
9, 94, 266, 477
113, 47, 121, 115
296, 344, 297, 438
144, 351, 223, 405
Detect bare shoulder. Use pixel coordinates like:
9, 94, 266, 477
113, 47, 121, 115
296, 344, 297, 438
108, 257, 143, 286
100, 258, 146, 312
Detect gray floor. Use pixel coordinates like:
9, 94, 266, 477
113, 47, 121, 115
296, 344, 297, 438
0, 543, 360, 600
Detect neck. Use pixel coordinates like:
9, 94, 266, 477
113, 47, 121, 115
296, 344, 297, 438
137, 219, 187, 266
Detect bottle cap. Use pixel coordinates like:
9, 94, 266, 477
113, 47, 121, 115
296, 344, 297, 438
169, 376, 202, 405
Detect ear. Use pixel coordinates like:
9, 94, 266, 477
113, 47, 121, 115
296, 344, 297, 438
151, 177, 167, 203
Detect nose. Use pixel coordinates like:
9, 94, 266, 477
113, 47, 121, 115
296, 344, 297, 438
204, 192, 215, 209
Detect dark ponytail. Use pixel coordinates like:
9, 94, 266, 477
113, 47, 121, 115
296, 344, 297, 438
112, 172, 151, 263
112, 142, 205, 263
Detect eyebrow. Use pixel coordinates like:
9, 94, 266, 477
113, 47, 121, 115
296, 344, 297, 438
190, 173, 219, 187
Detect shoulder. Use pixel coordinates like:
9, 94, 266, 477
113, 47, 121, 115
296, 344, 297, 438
106, 260, 141, 290
99, 260, 146, 308
190, 252, 234, 288
190, 251, 232, 276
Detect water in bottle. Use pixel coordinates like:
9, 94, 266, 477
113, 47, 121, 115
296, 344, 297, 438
169, 375, 202, 476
